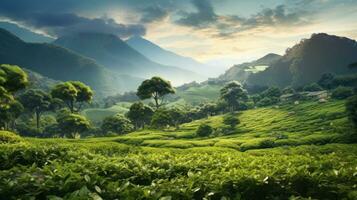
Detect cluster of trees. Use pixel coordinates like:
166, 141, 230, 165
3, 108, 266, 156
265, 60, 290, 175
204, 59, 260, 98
0, 64, 94, 138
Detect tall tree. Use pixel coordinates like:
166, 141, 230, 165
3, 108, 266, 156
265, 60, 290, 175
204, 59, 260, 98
51, 81, 93, 113
0, 100, 23, 130
220, 81, 247, 112
0, 64, 28, 130
19, 89, 53, 129
137, 77, 175, 109
0, 64, 28, 93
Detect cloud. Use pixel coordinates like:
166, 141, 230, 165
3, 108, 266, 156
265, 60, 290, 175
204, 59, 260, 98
176, 0, 217, 28
175, 0, 310, 38
0, 0, 146, 38
140, 6, 170, 23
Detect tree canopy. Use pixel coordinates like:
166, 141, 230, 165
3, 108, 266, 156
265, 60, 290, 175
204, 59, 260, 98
51, 81, 93, 113
0, 64, 28, 93
220, 81, 247, 112
19, 89, 54, 129
57, 112, 91, 138
126, 102, 154, 129
137, 77, 175, 109
101, 114, 134, 135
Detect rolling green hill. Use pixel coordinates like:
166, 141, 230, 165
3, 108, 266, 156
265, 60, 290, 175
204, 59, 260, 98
2, 99, 356, 199
113, 100, 349, 150
0, 28, 143, 96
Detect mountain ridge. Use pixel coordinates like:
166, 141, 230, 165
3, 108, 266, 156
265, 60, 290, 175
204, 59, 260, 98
246, 33, 357, 87
0, 28, 143, 96
53, 33, 204, 85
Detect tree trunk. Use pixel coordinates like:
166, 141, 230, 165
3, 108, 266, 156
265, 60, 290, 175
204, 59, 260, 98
36, 111, 40, 129
154, 96, 159, 109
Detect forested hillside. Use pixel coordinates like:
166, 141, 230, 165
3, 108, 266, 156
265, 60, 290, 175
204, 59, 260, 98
247, 33, 357, 87
0, 28, 142, 96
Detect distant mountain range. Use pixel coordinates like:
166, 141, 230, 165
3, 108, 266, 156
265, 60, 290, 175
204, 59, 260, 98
0, 28, 143, 96
218, 33, 357, 88
0, 21, 54, 43
53, 33, 204, 85
126, 36, 221, 77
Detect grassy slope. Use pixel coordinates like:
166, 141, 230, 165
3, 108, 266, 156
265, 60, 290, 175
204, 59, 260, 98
82, 84, 221, 123
113, 100, 349, 150
2, 100, 357, 199
82, 102, 131, 124
175, 84, 221, 105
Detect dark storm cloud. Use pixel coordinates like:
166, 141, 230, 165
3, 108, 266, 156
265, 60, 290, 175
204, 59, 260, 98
175, 0, 309, 37
176, 0, 218, 28
140, 6, 170, 23
0, 0, 146, 37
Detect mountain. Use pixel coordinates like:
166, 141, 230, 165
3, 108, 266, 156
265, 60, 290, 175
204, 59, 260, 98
126, 36, 220, 77
246, 33, 357, 87
0, 21, 54, 43
217, 53, 281, 83
0, 28, 143, 96
23, 69, 59, 91
53, 33, 204, 85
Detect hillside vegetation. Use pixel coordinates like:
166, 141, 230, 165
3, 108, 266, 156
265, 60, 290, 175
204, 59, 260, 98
0, 28, 142, 96
1, 99, 356, 199
113, 100, 350, 150
247, 33, 357, 87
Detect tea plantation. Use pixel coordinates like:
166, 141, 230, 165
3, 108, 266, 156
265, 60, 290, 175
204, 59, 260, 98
1, 100, 356, 200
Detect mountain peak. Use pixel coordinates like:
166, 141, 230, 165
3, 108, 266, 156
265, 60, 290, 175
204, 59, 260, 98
0, 28, 24, 44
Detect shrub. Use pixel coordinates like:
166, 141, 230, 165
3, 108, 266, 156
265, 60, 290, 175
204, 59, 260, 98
257, 97, 279, 107
57, 113, 91, 138
196, 124, 213, 137
223, 114, 240, 129
101, 114, 134, 135
259, 139, 276, 148
151, 109, 173, 128
303, 83, 323, 92
346, 95, 357, 128
331, 86, 353, 99
0, 131, 23, 143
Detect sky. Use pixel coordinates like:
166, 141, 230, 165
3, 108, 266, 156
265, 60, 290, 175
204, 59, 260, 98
0, 0, 357, 67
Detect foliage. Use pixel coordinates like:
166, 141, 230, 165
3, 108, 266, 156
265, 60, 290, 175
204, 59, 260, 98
126, 102, 154, 129
0, 131, 23, 143
0, 64, 28, 93
151, 109, 174, 128
331, 86, 353, 100
196, 124, 213, 137
51, 81, 93, 113
257, 97, 279, 107
0, 64, 28, 130
223, 114, 240, 129
261, 87, 282, 98
56, 112, 91, 138
0, 141, 356, 199
19, 89, 54, 129
137, 77, 175, 109
318, 73, 335, 89
101, 114, 134, 135
220, 81, 247, 111
346, 95, 357, 128
303, 83, 323, 92
0, 100, 24, 130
